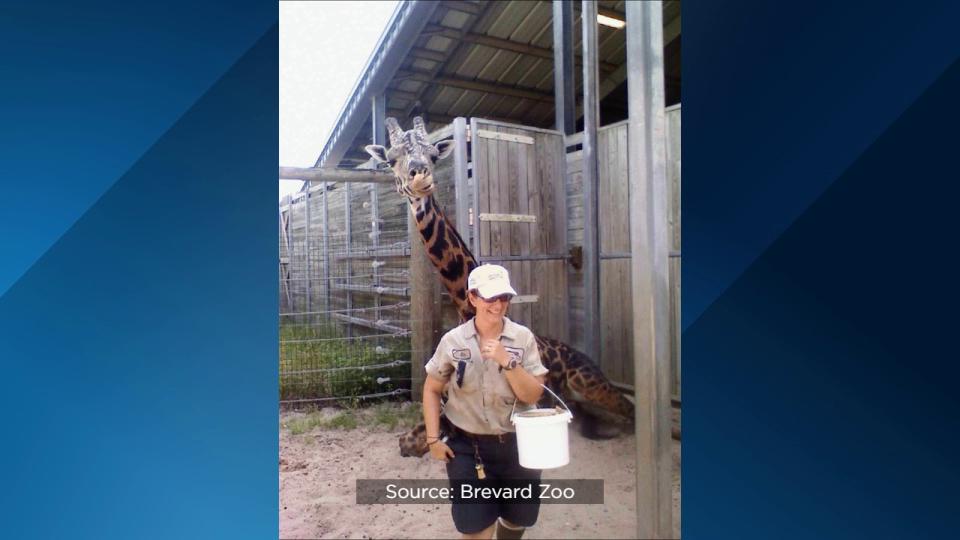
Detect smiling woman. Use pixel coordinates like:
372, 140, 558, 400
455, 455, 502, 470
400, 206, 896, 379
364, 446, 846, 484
279, 0, 398, 200
422, 264, 548, 539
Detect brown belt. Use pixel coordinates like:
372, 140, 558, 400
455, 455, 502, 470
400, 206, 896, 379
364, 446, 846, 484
454, 426, 516, 443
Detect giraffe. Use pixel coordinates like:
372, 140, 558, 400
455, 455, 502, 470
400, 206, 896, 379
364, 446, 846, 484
365, 117, 634, 457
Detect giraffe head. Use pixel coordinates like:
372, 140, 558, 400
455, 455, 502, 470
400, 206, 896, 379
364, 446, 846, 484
364, 117, 455, 199
397, 422, 429, 458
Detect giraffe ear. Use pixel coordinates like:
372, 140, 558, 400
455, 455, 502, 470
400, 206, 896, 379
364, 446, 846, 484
434, 140, 455, 161
364, 144, 389, 163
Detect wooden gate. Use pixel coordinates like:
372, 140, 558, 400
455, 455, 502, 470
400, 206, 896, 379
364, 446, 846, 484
468, 118, 569, 343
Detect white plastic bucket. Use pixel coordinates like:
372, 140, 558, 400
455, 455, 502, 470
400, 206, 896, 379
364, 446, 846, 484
511, 385, 574, 469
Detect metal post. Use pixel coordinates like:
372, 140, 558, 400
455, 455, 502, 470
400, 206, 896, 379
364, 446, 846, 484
371, 186, 381, 331
553, 0, 576, 136
626, 1, 673, 537
581, 0, 601, 364
304, 181, 312, 315
345, 182, 353, 338
371, 93, 386, 333
322, 182, 330, 313
453, 117, 470, 236
470, 118, 483, 263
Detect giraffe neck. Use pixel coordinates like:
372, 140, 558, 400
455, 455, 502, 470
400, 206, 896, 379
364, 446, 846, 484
410, 195, 477, 321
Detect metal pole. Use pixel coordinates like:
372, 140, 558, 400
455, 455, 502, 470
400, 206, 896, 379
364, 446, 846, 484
371, 93, 386, 336
304, 181, 312, 315
626, 1, 673, 537
552, 0, 576, 136
453, 117, 470, 236
581, 0, 601, 364
470, 118, 483, 263
322, 182, 330, 314
345, 182, 353, 338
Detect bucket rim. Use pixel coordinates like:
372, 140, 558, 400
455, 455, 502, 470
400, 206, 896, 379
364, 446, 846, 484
511, 408, 573, 425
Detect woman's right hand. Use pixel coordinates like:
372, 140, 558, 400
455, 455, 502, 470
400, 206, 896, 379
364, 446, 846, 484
429, 440, 454, 462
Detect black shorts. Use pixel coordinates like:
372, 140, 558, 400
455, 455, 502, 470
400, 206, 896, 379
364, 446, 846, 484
445, 431, 542, 534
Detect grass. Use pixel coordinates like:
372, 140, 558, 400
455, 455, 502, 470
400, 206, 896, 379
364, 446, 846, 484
279, 319, 411, 402
282, 401, 423, 435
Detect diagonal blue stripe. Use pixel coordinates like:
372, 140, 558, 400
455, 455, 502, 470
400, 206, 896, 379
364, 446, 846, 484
682, 51, 960, 333
0, 24, 278, 538
0, 23, 274, 304
0, 0, 275, 298
683, 0, 960, 330
684, 54, 960, 538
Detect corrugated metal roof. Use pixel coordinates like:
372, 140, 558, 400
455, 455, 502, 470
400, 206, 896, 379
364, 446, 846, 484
319, 0, 681, 168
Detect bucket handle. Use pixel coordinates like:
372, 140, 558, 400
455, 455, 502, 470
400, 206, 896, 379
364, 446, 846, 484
511, 384, 574, 420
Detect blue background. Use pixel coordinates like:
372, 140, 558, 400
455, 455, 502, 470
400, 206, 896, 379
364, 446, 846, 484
685, 0, 960, 538
1, 0, 959, 538
0, 1, 277, 537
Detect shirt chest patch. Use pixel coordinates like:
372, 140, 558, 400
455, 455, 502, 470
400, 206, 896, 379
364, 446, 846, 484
452, 348, 472, 361
504, 346, 523, 363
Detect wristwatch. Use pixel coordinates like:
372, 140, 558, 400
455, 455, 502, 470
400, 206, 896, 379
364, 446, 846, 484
503, 358, 518, 371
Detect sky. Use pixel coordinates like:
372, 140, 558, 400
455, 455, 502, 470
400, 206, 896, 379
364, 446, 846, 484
279, 0, 399, 201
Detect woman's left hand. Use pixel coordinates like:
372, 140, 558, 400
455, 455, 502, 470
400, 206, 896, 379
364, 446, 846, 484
480, 339, 509, 367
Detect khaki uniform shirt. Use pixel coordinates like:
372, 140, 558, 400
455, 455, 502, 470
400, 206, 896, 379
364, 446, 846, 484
425, 317, 548, 434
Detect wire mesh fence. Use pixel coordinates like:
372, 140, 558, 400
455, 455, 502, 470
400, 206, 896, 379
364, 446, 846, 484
279, 180, 418, 407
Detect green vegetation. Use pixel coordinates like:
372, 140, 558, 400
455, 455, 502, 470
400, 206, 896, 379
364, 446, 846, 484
279, 319, 410, 402
282, 402, 423, 435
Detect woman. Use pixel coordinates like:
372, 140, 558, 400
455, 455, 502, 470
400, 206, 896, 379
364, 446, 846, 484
423, 264, 548, 540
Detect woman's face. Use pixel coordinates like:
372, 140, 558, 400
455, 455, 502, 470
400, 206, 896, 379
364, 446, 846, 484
469, 291, 512, 324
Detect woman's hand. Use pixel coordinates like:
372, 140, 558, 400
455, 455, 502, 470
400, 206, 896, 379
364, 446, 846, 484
429, 440, 454, 462
480, 339, 509, 368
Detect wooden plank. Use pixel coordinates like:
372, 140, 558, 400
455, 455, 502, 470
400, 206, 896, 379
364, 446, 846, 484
526, 136, 545, 334
600, 260, 615, 377
538, 133, 557, 254
478, 213, 537, 223
513, 128, 532, 326
491, 126, 509, 259
618, 126, 634, 384
475, 129, 535, 145
478, 127, 491, 258
279, 167, 395, 184
666, 106, 682, 399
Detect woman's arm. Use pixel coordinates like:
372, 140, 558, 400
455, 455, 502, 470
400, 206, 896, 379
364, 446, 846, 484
422, 374, 454, 461
481, 339, 545, 404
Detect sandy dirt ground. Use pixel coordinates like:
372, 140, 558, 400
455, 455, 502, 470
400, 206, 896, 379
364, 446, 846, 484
280, 408, 680, 539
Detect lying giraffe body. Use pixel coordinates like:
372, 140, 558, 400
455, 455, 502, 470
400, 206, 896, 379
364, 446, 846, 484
365, 117, 634, 458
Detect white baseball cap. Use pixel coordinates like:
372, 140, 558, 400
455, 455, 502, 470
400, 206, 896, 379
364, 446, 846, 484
467, 264, 518, 299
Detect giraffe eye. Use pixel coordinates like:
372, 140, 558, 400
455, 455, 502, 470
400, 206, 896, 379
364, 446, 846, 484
430, 155, 438, 163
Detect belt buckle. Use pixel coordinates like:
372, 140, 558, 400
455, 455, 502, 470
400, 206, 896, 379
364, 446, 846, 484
497, 433, 504, 443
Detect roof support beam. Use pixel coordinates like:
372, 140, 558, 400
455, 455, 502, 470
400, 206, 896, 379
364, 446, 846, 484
402, 3, 494, 120
552, 0, 576, 135
423, 24, 617, 74
395, 70, 554, 102
444, 0, 482, 15
409, 47, 446, 63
